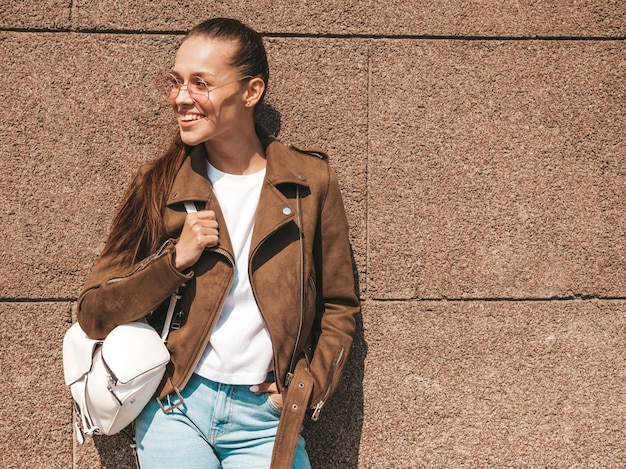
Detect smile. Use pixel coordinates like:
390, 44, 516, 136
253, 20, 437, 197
179, 114, 205, 122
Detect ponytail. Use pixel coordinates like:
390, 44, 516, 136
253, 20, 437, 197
102, 132, 189, 266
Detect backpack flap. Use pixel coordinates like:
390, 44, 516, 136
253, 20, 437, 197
63, 322, 102, 386
100, 322, 170, 384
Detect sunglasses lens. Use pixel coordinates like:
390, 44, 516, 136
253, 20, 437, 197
155, 74, 210, 104
188, 77, 209, 104
189, 93, 209, 104
155, 73, 177, 100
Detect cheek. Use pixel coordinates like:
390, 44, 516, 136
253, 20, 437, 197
199, 100, 216, 116
208, 95, 243, 119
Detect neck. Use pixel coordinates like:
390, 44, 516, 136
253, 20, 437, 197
204, 124, 266, 175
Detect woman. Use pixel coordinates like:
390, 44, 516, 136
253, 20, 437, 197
77, 17, 359, 468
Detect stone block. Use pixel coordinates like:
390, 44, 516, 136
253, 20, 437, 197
68, 1, 625, 37
0, 32, 179, 298
0, 303, 73, 469
360, 300, 626, 467
0, 1, 70, 29
368, 40, 626, 299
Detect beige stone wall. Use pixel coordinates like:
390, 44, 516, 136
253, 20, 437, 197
1, 2, 625, 468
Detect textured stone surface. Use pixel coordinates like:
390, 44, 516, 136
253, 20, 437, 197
74, 430, 138, 469
360, 300, 626, 467
69, 1, 626, 37
0, 303, 73, 469
0, 32, 366, 299
2, 2, 625, 468
0, 1, 70, 29
0, 32, 178, 299
368, 40, 626, 300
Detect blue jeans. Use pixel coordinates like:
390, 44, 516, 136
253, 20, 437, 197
135, 373, 310, 469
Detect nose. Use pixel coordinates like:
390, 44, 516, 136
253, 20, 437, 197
175, 84, 194, 105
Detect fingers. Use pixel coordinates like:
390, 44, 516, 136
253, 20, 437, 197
249, 382, 283, 409
193, 209, 217, 221
186, 211, 219, 244
174, 210, 220, 271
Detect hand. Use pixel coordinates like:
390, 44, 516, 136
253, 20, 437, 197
174, 210, 219, 271
250, 382, 283, 409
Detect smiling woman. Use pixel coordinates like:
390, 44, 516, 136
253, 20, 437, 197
162, 36, 262, 154
75, 17, 360, 469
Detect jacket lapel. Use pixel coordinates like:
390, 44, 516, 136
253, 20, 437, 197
168, 144, 213, 206
250, 137, 310, 252
167, 144, 234, 258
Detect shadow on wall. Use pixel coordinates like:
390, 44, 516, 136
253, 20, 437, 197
92, 102, 366, 468
304, 313, 367, 468
256, 101, 282, 137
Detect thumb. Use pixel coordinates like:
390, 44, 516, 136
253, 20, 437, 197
249, 382, 277, 394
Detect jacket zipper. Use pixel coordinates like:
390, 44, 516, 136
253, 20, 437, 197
310, 346, 345, 421
285, 186, 304, 387
247, 185, 305, 390
248, 226, 292, 389
308, 275, 316, 299
106, 241, 172, 285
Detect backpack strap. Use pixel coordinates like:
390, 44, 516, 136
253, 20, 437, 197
160, 201, 197, 341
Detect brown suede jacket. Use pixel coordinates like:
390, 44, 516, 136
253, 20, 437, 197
76, 129, 360, 429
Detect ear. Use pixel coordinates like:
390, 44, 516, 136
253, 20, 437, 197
243, 77, 265, 107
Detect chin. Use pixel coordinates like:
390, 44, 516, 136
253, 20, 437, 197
179, 132, 208, 147
180, 137, 201, 146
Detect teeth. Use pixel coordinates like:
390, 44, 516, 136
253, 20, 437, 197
180, 114, 203, 122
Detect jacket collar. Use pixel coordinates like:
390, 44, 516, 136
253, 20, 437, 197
168, 125, 309, 206
167, 144, 213, 207
257, 125, 311, 188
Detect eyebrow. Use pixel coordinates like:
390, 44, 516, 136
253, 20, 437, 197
170, 69, 217, 79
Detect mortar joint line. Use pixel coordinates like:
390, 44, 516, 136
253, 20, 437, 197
372, 295, 626, 302
364, 41, 372, 299
1, 27, 625, 42
0, 297, 76, 302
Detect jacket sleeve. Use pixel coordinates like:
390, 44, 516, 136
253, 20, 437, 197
307, 166, 361, 418
76, 238, 192, 340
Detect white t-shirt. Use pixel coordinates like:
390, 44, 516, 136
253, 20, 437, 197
193, 162, 273, 385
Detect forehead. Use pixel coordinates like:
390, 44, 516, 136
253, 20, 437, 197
173, 36, 240, 76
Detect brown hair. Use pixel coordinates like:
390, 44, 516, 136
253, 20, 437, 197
102, 18, 269, 266
187, 18, 269, 103
101, 132, 188, 266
